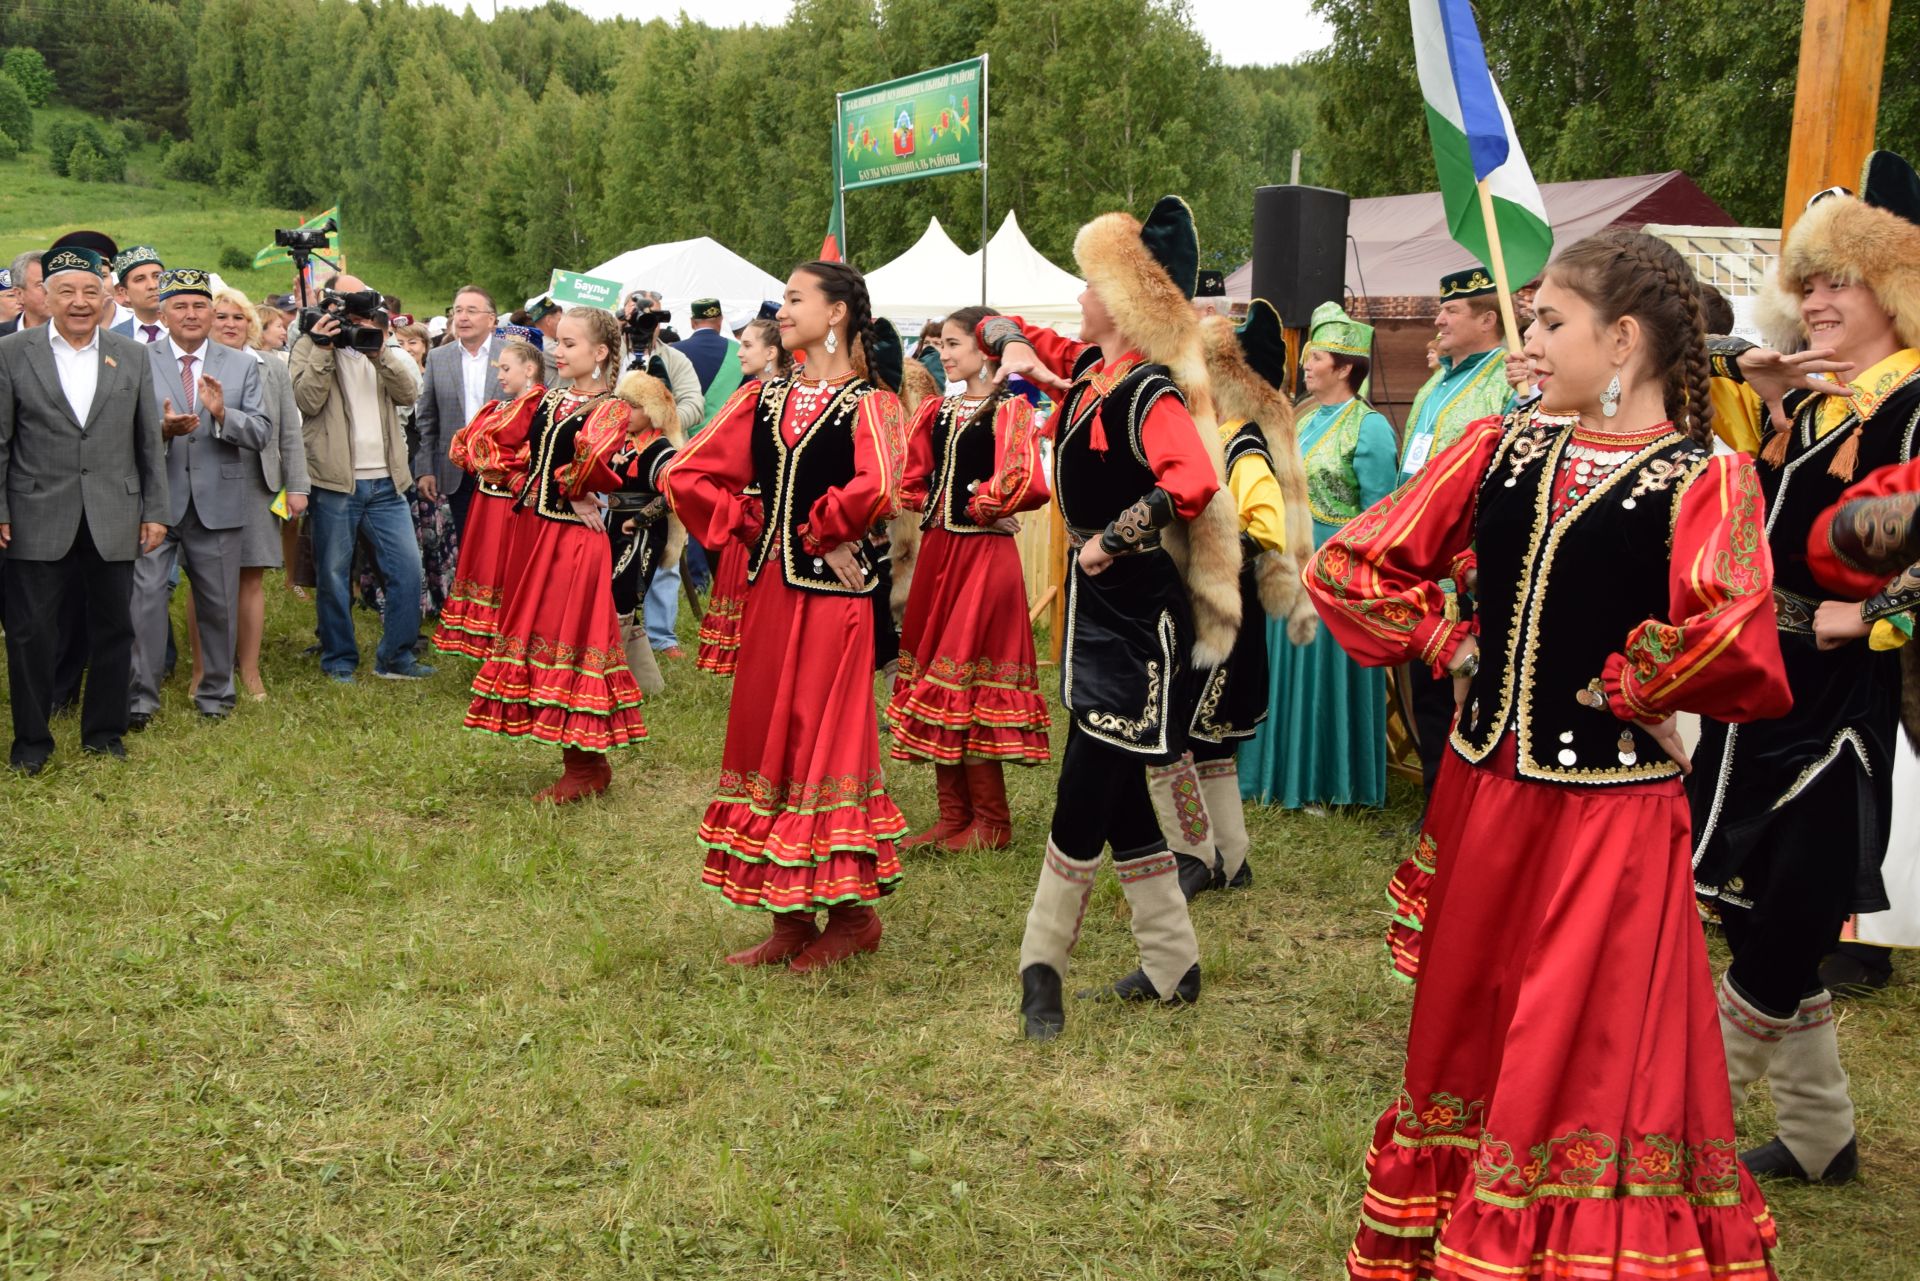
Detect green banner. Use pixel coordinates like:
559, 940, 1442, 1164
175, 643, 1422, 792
838, 58, 984, 192
548, 268, 623, 311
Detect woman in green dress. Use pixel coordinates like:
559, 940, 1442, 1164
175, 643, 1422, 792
1241, 303, 1396, 809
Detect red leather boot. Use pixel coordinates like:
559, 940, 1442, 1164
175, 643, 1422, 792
949, 761, 1012, 850
902, 762, 971, 847
538, 748, 609, 804
789, 903, 883, 973
725, 913, 821, 966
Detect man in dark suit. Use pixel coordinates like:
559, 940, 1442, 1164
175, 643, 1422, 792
108, 246, 168, 344
128, 269, 268, 724
411, 284, 500, 533
0, 245, 168, 773
0, 251, 46, 338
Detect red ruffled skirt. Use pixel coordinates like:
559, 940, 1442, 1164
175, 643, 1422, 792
885, 527, 1051, 764
699, 566, 906, 912
436, 489, 524, 659
695, 539, 751, 674
1349, 748, 1777, 1280
464, 516, 647, 752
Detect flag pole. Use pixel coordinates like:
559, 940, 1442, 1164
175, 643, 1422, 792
1474, 178, 1523, 354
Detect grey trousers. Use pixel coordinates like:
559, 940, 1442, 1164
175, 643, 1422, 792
130, 503, 242, 716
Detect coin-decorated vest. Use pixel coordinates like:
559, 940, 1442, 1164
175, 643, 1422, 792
746, 375, 881, 596
921, 394, 1002, 535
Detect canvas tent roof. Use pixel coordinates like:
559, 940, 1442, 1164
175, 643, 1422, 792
867, 212, 1085, 335
1225, 171, 1737, 304
528, 236, 785, 333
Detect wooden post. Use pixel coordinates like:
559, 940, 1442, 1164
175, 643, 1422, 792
1782, 0, 1891, 237
1045, 500, 1068, 665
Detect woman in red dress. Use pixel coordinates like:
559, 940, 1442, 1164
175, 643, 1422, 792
696, 316, 789, 675
436, 337, 545, 659
887, 305, 1052, 850
465, 308, 659, 803
1309, 231, 1790, 1279
663, 261, 908, 972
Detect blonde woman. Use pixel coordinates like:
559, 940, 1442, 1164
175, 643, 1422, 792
212, 287, 308, 698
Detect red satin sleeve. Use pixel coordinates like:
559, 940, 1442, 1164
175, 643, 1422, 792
555, 398, 633, 498
968, 396, 1051, 521
1806, 455, 1920, 597
1305, 419, 1505, 673
1135, 393, 1218, 521
799, 388, 906, 552
978, 315, 1092, 385
662, 381, 760, 545
1603, 454, 1791, 724
898, 393, 942, 513
456, 388, 541, 486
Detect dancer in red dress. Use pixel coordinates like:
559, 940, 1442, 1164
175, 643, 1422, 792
1309, 232, 1790, 1280
663, 261, 908, 973
465, 308, 662, 803
696, 317, 789, 675
436, 337, 544, 659
888, 305, 1053, 851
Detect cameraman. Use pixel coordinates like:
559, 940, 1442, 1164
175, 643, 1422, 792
290, 287, 432, 682
621, 292, 705, 658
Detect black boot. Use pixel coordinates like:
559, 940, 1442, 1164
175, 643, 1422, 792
1020, 964, 1066, 1041
1081, 962, 1201, 1004
1819, 944, 1892, 999
1175, 853, 1217, 902
1222, 847, 1252, 890
1742, 1135, 1859, 1185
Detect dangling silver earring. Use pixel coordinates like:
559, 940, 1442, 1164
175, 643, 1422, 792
1600, 371, 1622, 418
824, 329, 838, 355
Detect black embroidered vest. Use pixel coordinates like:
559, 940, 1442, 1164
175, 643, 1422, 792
746, 376, 881, 596
1453, 414, 1711, 785
1055, 354, 1184, 535
518, 388, 609, 524
922, 395, 1003, 535
1222, 420, 1272, 475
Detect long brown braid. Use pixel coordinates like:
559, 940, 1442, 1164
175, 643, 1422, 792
943, 304, 1013, 439
743, 317, 791, 379
795, 259, 879, 380
1547, 229, 1715, 444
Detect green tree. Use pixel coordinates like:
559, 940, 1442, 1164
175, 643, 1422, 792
0, 69, 28, 149
2, 47, 53, 106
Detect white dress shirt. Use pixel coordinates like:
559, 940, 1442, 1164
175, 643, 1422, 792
48, 326, 101, 428
168, 335, 212, 422
460, 340, 490, 421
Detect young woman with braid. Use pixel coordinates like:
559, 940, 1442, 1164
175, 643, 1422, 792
887, 306, 1053, 852
662, 262, 909, 973
464, 308, 659, 804
1308, 230, 1789, 1280
694, 318, 789, 675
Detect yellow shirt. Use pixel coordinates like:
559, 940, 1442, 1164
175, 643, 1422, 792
1219, 419, 1288, 553
1813, 347, 1920, 438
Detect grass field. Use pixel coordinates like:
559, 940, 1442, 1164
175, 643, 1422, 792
0, 583, 1916, 1280
0, 108, 455, 318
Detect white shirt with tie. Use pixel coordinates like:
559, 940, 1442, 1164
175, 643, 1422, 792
48, 325, 101, 428
168, 335, 209, 418
460, 339, 490, 421
136, 318, 166, 345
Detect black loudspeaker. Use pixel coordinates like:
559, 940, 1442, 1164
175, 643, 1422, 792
1251, 185, 1350, 328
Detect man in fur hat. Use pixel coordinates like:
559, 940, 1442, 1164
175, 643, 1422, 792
1691, 150, 1920, 1187
984, 195, 1243, 1040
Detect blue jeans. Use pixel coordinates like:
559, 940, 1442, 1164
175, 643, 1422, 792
644, 561, 681, 650
310, 478, 424, 675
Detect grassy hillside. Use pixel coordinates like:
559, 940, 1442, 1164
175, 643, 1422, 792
0, 108, 457, 317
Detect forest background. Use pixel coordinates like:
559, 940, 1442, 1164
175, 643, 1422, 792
1, 0, 1919, 314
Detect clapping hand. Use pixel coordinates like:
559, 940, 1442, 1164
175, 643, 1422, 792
161, 398, 198, 438
197, 374, 225, 424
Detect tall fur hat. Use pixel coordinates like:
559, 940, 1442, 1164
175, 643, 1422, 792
615, 369, 687, 570
1075, 195, 1242, 666
1773, 150, 1920, 350
1201, 301, 1318, 646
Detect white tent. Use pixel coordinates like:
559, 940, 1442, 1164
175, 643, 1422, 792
976, 210, 1083, 333
866, 212, 1084, 337
865, 217, 980, 334
526, 236, 784, 333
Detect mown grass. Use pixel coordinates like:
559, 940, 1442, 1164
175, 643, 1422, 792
0, 108, 452, 316
0, 583, 1916, 1280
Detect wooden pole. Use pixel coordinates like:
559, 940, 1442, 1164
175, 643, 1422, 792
1782, 0, 1891, 237
1474, 179, 1523, 355
1045, 500, 1068, 666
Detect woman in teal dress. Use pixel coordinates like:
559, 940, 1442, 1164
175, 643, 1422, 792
1241, 303, 1396, 809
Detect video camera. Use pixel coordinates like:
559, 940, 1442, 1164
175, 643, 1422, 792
621, 297, 670, 353
301, 288, 387, 354
274, 217, 338, 255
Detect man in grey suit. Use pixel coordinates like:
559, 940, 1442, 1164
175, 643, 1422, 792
0, 245, 168, 773
412, 284, 500, 534
127, 269, 269, 724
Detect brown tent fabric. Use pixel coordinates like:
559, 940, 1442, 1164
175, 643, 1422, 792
1226, 171, 1737, 304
